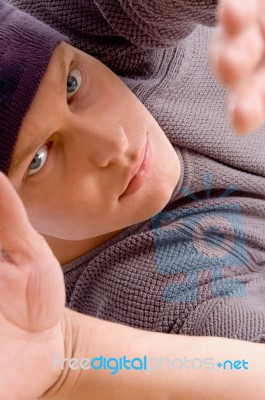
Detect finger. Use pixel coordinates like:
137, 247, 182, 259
258, 12, 265, 37
0, 172, 37, 258
218, 0, 260, 36
209, 22, 264, 86
227, 66, 265, 133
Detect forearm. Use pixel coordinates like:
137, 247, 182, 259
41, 307, 265, 400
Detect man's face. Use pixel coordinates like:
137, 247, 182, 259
8, 42, 181, 259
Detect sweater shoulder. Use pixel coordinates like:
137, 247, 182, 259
94, 0, 218, 47
9, 0, 218, 48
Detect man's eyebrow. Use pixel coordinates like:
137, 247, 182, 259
58, 45, 68, 95
8, 46, 69, 176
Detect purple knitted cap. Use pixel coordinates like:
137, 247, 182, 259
0, 1, 67, 174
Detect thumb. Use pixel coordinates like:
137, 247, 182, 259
0, 172, 39, 259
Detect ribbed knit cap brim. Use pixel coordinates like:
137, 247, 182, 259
0, 0, 67, 174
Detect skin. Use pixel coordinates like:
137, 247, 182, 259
210, 0, 265, 133
1, 1, 265, 399
8, 42, 181, 265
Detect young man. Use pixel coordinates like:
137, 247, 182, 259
0, 0, 264, 399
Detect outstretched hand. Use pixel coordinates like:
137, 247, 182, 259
0, 172, 66, 400
210, 0, 265, 134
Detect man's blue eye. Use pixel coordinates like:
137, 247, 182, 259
67, 68, 83, 99
28, 145, 48, 176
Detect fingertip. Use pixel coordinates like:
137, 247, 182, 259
207, 33, 236, 86
228, 92, 265, 134
0, 171, 29, 230
216, 49, 241, 86
218, 0, 259, 35
0, 171, 8, 182
208, 28, 246, 87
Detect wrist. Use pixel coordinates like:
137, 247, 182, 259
39, 308, 74, 399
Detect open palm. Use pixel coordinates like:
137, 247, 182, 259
0, 173, 65, 400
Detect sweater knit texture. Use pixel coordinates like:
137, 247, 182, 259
9, 0, 265, 342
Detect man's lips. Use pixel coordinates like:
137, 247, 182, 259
119, 138, 151, 197
126, 142, 147, 186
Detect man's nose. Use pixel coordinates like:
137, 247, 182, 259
66, 115, 129, 167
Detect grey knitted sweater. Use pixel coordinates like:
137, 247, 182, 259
10, 0, 265, 342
